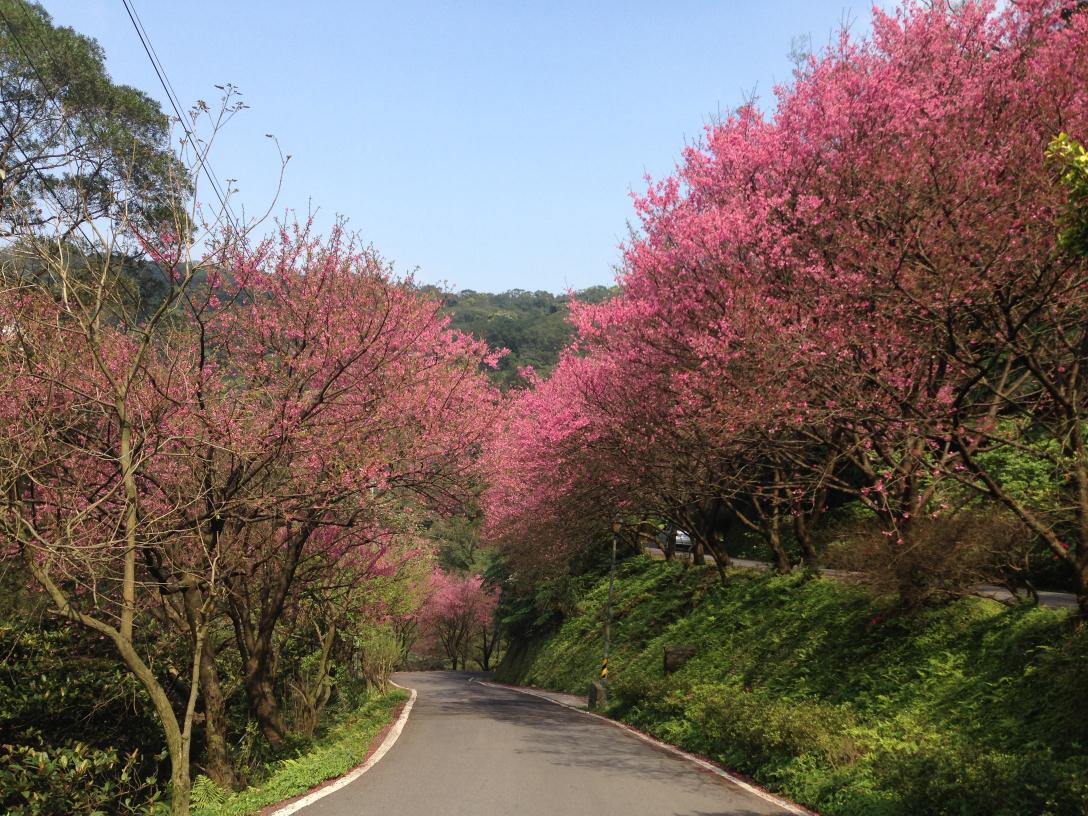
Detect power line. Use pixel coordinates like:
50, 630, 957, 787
119, 0, 239, 233
119, 0, 237, 229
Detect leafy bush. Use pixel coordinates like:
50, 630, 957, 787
0, 741, 161, 816
354, 624, 401, 693
681, 683, 860, 770
0, 599, 169, 809
0, 616, 165, 757
824, 510, 1033, 609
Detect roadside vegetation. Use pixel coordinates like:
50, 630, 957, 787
498, 557, 1088, 816
189, 689, 407, 816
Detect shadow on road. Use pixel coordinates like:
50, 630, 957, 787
417, 674, 760, 794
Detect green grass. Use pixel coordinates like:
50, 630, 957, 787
190, 689, 407, 816
498, 556, 1088, 816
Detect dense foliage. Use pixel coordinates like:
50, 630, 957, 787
0, 606, 165, 816
0, 0, 184, 234
499, 557, 1088, 816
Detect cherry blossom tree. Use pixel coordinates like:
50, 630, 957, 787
485, 1, 1088, 613
1, 204, 501, 812
0, 230, 233, 813
170, 223, 502, 749
417, 569, 499, 670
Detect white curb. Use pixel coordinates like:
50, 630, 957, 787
268, 680, 417, 815
474, 679, 812, 816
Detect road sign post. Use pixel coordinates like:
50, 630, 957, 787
601, 521, 619, 681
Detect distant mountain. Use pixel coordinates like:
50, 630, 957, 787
435, 286, 616, 388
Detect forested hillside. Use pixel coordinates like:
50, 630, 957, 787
436, 287, 615, 388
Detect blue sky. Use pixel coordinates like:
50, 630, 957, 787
45, 1, 879, 293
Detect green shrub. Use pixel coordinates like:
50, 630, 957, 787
0, 741, 161, 816
354, 624, 401, 693
844, 723, 1088, 816
681, 683, 860, 770
499, 557, 1088, 816
0, 605, 169, 809
191, 689, 407, 816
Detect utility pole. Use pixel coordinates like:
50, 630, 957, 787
601, 520, 620, 688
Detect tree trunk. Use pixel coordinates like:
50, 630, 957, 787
691, 538, 706, 565
119, 635, 196, 816
226, 528, 312, 751
694, 511, 729, 580
1075, 559, 1088, 623
296, 622, 337, 738
115, 618, 201, 816
199, 646, 238, 790
663, 529, 676, 561
765, 522, 792, 575
794, 514, 820, 571
169, 760, 192, 816
479, 625, 493, 671
244, 662, 289, 750
699, 520, 731, 585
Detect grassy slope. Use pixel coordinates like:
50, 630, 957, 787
190, 689, 407, 816
497, 557, 1088, 816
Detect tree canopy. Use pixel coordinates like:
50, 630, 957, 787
0, 0, 184, 236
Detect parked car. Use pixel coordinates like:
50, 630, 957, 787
655, 528, 693, 553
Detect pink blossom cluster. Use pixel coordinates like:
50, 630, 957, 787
482, 1, 1088, 603
1, 221, 501, 621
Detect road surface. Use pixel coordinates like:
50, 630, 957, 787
644, 548, 1080, 611
292, 671, 799, 816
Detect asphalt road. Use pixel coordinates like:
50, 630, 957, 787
293, 671, 798, 816
644, 548, 1080, 610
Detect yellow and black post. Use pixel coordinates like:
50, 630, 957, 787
601, 520, 620, 689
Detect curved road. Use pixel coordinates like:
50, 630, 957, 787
645, 548, 1079, 610
294, 671, 798, 816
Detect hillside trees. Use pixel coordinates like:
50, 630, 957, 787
440, 286, 614, 388
483, 0, 1088, 615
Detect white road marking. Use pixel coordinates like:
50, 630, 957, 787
474, 679, 814, 816
268, 680, 417, 816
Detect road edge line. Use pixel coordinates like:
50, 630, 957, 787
474, 679, 813, 816
267, 680, 417, 816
